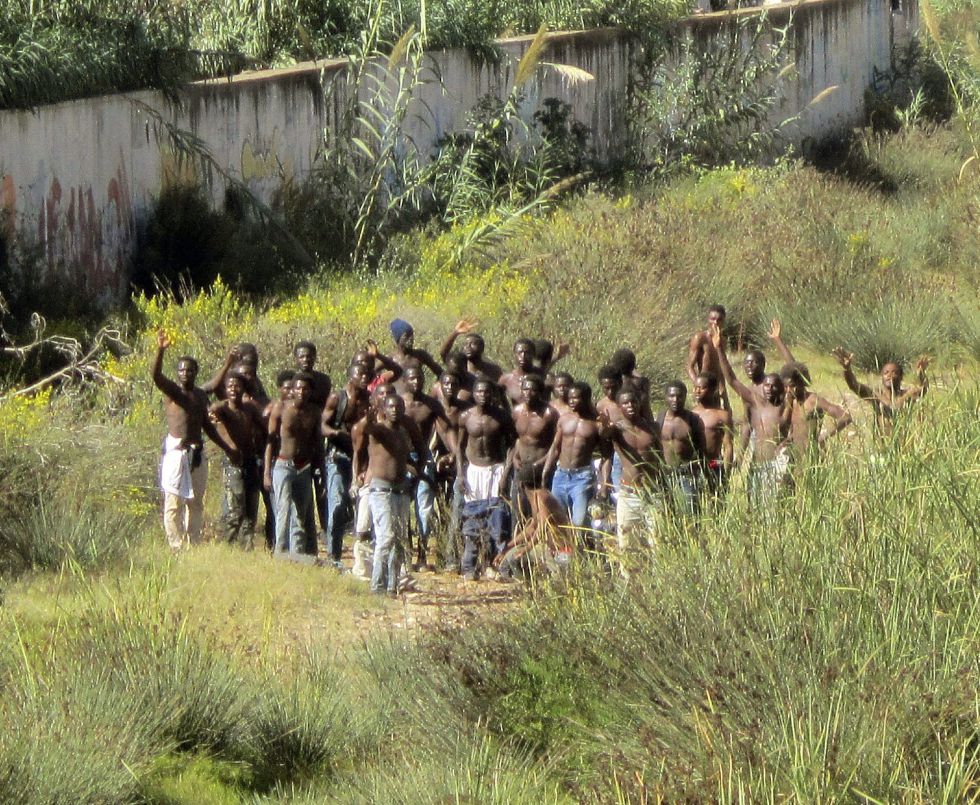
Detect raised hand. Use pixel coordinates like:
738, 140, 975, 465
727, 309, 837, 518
156, 329, 171, 350
831, 347, 852, 369
453, 317, 479, 336
708, 322, 723, 351
365, 339, 379, 357
555, 342, 571, 361
915, 355, 930, 374
768, 318, 781, 341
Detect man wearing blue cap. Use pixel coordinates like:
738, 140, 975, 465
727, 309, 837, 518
389, 319, 444, 392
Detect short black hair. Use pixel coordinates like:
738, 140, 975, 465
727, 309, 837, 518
532, 339, 553, 365
569, 381, 592, 403
695, 371, 719, 390
225, 370, 246, 386
598, 364, 621, 383
236, 342, 258, 361
294, 340, 316, 355
521, 373, 544, 389
405, 365, 424, 378
708, 304, 726, 318
177, 356, 198, 371
293, 371, 314, 385
779, 361, 811, 385
276, 370, 295, 386
514, 338, 536, 353
745, 349, 766, 367
665, 380, 687, 395
554, 371, 573, 384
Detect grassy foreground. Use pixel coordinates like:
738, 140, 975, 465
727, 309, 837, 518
0, 125, 978, 801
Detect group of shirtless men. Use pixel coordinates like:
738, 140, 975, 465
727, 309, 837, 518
152, 304, 929, 594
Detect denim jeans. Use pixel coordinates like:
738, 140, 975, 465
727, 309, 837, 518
273, 459, 313, 556
325, 451, 353, 561
667, 466, 700, 517
221, 457, 260, 548
461, 497, 510, 576
369, 482, 410, 594
409, 454, 435, 561
550, 465, 596, 528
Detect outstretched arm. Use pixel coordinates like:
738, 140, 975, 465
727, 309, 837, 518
417, 349, 444, 378
544, 342, 571, 373
901, 356, 930, 402
832, 348, 875, 401
767, 319, 795, 365
151, 330, 182, 399
708, 324, 756, 406
686, 333, 702, 383
263, 404, 282, 490
814, 396, 852, 445
200, 347, 238, 394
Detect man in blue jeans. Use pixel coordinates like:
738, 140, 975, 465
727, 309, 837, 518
321, 362, 372, 566
264, 373, 322, 559
353, 394, 427, 596
544, 381, 611, 549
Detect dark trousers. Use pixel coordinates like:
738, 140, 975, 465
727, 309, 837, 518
461, 497, 511, 576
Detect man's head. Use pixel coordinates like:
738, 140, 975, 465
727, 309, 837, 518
881, 361, 904, 388
176, 356, 198, 389
707, 304, 726, 329
779, 363, 810, 401
473, 377, 493, 408
349, 361, 372, 391
693, 372, 719, 406
568, 381, 592, 414
390, 318, 414, 349
553, 372, 573, 402
598, 365, 621, 401
404, 365, 425, 395
513, 338, 536, 371
761, 372, 785, 405
370, 382, 394, 411
224, 372, 245, 403
232, 360, 257, 389
743, 349, 766, 383
617, 389, 640, 421
532, 339, 554, 371
294, 341, 317, 372
236, 342, 259, 368
446, 351, 468, 377
383, 393, 405, 423
665, 381, 687, 414
610, 348, 636, 377
440, 371, 461, 401
462, 334, 485, 360
292, 372, 314, 404
276, 370, 295, 400
520, 373, 545, 406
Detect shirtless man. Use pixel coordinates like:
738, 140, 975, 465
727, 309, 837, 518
711, 325, 794, 508
687, 305, 727, 391
456, 378, 516, 580
209, 373, 267, 548
320, 362, 373, 565
294, 340, 333, 544
610, 348, 653, 420
659, 382, 707, 516
435, 370, 471, 571
550, 372, 573, 415
599, 389, 664, 557
500, 338, 540, 406
400, 366, 449, 568
261, 370, 295, 548
737, 347, 767, 459
596, 365, 622, 423
440, 320, 504, 384
833, 348, 928, 436
544, 382, 610, 540
264, 373, 322, 558
152, 330, 230, 550
691, 372, 734, 496
389, 319, 443, 390
353, 394, 426, 595
780, 362, 851, 457
511, 374, 560, 525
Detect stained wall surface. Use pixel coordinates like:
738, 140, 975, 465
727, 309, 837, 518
0, 0, 897, 303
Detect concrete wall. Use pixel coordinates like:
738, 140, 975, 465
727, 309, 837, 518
0, 0, 898, 303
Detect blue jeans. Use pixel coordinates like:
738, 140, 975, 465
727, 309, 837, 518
461, 498, 510, 576
272, 459, 313, 556
551, 465, 596, 528
668, 468, 700, 516
409, 455, 435, 561
369, 481, 410, 594
325, 452, 353, 561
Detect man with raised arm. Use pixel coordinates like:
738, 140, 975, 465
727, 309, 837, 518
440, 319, 504, 385
388, 319, 443, 390
511, 373, 560, 525
320, 361, 373, 566
832, 348, 928, 436
691, 372, 734, 496
610, 348, 653, 420
500, 338, 540, 406
152, 330, 231, 549
599, 388, 664, 558
779, 362, 851, 455
710, 324, 794, 507
687, 305, 728, 397
544, 381, 610, 542
293, 340, 333, 547
264, 373, 322, 559
434, 370, 471, 572
400, 365, 450, 569
353, 394, 427, 596
208, 372, 267, 548
659, 381, 707, 516
456, 377, 515, 580
202, 342, 269, 404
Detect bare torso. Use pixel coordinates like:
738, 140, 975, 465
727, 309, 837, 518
660, 411, 703, 467
556, 412, 603, 470
461, 407, 513, 467
513, 402, 559, 467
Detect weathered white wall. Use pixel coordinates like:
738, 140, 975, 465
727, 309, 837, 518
0, 0, 897, 304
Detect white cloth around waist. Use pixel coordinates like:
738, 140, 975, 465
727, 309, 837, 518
160, 434, 196, 499
464, 462, 506, 503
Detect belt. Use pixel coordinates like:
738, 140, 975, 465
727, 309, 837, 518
370, 479, 409, 495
